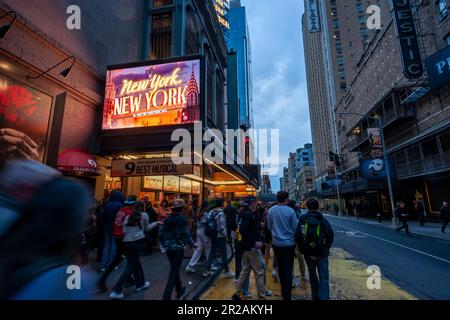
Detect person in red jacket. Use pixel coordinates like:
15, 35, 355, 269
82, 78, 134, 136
97, 196, 136, 293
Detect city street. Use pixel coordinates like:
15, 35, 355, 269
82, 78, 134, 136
327, 215, 450, 300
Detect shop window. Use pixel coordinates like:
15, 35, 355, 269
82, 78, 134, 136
151, 12, 173, 59
153, 0, 173, 8
421, 139, 440, 158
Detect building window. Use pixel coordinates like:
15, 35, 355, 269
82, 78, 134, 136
153, 0, 173, 8
185, 7, 200, 55
438, 0, 449, 21
151, 12, 173, 59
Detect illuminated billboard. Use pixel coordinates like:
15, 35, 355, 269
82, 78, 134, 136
102, 58, 200, 130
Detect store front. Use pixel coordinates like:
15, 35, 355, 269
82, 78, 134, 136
98, 55, 258, 205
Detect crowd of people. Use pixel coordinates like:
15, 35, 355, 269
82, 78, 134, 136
89, 190, 336, 300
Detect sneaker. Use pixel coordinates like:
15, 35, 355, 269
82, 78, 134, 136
185, 266, 196, 273
223, 271, 235, 278
99, 267, 106, 272
271, 270, 279, 282
109, 291, 124, 300
177, 286, 187, 300
242, 290, 252, 298
210, 265, 219, 272
202, 271, 213, 277
265, 290, 273, 297
135, 281, 150, 292
231, 294, 241, 301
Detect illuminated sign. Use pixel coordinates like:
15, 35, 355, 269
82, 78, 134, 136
102, 59, 200, 130
213, 0, 230, 30
392, 0, 424, 79
306, 0, 320, 32
425, 45, 450, 90
111, 158, 193, 177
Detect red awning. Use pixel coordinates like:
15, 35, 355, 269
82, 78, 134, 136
57, 149, 101, 176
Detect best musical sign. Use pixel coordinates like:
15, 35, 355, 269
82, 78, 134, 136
111, 158, 194, 177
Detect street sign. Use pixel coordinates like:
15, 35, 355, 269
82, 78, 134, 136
425, 45, 450, 90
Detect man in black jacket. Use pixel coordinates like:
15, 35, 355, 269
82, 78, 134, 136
395, 201, 411, 236
295, 198, 334, 300
232, 196, 271, 300
441, 201, 450, 234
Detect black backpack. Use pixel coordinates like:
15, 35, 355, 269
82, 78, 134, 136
204, 210, 219, 238
301, 215, 327, 256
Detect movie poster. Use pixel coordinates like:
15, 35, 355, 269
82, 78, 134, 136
102, 59, 200, 130
0, 73, 52, 162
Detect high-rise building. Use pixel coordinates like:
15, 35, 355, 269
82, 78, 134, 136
229, 0, 253, 129
213, 0, 231, 45
302, 0, 390, 196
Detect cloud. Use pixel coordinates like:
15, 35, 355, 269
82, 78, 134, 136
242, 0, 311, 191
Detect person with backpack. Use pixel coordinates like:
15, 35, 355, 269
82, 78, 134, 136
100, 191, 124, 272
160, 199, 197, 300
97, 195, 135, 293
185, 200, 211, 273
203, 199, 234, 278
267, 192, 298, 300
234, 203, 251, 298
287, 200, 307, 285
395, 201, 411, 236
232, 196, 272, 300
296, 198, 334, 300
441, 200, 450, 234
109, 200, 154, 299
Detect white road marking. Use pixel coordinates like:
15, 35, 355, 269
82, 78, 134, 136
336, 226, 450, 265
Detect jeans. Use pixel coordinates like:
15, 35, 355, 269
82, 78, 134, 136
102, 233, 116, 268
113, 239, 145, 293
396, 221, 410, 235
235, 243, 250, 291
442, 218, 449, 233
295, 245, 306, 277
163, 249, 185, 300
273, 245, 295, 300
305, 255, 330, 300
206, 237, 229, 273
235, 249, 265, 298
187, 228, 211, 269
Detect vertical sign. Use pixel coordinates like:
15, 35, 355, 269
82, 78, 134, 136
368, 128, 383, 159
391, 0, 424, 79
307, 0, 320, 32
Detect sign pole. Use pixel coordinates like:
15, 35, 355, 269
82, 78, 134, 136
379, 118, 396, 226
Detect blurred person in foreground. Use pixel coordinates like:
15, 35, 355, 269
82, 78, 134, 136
0, 158, 94, 299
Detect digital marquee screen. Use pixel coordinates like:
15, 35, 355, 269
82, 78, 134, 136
102, 58, 200, 130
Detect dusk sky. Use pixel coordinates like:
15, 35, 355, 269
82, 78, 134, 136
242, 0, 311, 191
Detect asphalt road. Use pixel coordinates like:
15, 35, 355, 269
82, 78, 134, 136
327, 216, 450, 300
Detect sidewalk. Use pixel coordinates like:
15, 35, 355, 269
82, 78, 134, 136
325, 213, 450, 241
201, 248, 415, 300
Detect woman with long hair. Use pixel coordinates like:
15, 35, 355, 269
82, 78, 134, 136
109, 201, 150, 299
185, 200, 211, 273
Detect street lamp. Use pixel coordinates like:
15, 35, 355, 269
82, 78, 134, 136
340, 112, 396, 226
